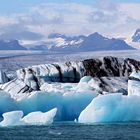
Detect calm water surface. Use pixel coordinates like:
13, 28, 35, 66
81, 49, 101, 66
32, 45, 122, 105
0, 122, 140, 140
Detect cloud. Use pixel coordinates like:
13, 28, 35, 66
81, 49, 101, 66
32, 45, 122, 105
0, 1, 140, 41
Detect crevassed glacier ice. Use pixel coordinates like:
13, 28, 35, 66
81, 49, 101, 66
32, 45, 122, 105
128, 71, 140, 96
78, 93, 140, 123
0, 70, 9, 84
0, 108, 57, 127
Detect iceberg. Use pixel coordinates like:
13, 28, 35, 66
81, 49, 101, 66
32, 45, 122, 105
18, 90, 97, 121
78, 93, 140, 123
0, 111, 24, 127
0, 108, 57, 127
1, 66, 140, 125
0, 88, 97, 122
22, 108, 57, 125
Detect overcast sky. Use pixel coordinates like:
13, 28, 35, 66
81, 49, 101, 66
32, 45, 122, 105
0, 0, 140, 42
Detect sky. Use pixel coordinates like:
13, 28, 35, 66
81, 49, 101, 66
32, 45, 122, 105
0, 0, 140, 43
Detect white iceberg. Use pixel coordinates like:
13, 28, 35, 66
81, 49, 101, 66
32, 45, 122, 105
78, 93, 140, 123
22, 108, 57, 125
0, 108, 57, 127
0, 111, 24, 127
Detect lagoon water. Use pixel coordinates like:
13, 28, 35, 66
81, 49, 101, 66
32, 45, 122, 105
0, 122, 140, 140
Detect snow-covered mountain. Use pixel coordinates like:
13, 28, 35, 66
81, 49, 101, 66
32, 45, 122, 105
32, 32, 134, 51
0, 40, 26, 50
132, 29, 140, 42
126, 29, 140, 49
80, 32, 134, 51
0, 32, 135, 51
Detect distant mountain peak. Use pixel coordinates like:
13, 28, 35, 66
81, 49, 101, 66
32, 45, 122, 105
87, 32, 106, 40
0, 39, 26, 50
0, 32, 135, 51
132, 29, 140, 42
48, 33, 67, 39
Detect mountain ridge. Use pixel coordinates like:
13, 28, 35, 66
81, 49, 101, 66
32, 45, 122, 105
0, 32, 135, 51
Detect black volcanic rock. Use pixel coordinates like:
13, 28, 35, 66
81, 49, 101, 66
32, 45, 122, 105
0, 40, 26, 50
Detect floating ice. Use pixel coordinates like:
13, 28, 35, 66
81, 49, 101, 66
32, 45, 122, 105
0, 89, 97, 122
0, 91, 17, 114
0, 108, 57, 127
18, 90, 97, 121
22, 108, 57, 125
0, 111, 24, 127
78, 93, 140, 123
2, 72, 140, 125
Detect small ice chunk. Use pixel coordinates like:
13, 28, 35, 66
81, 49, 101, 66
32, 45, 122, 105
0, 111, 24, 127
22, 108, 57, 125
